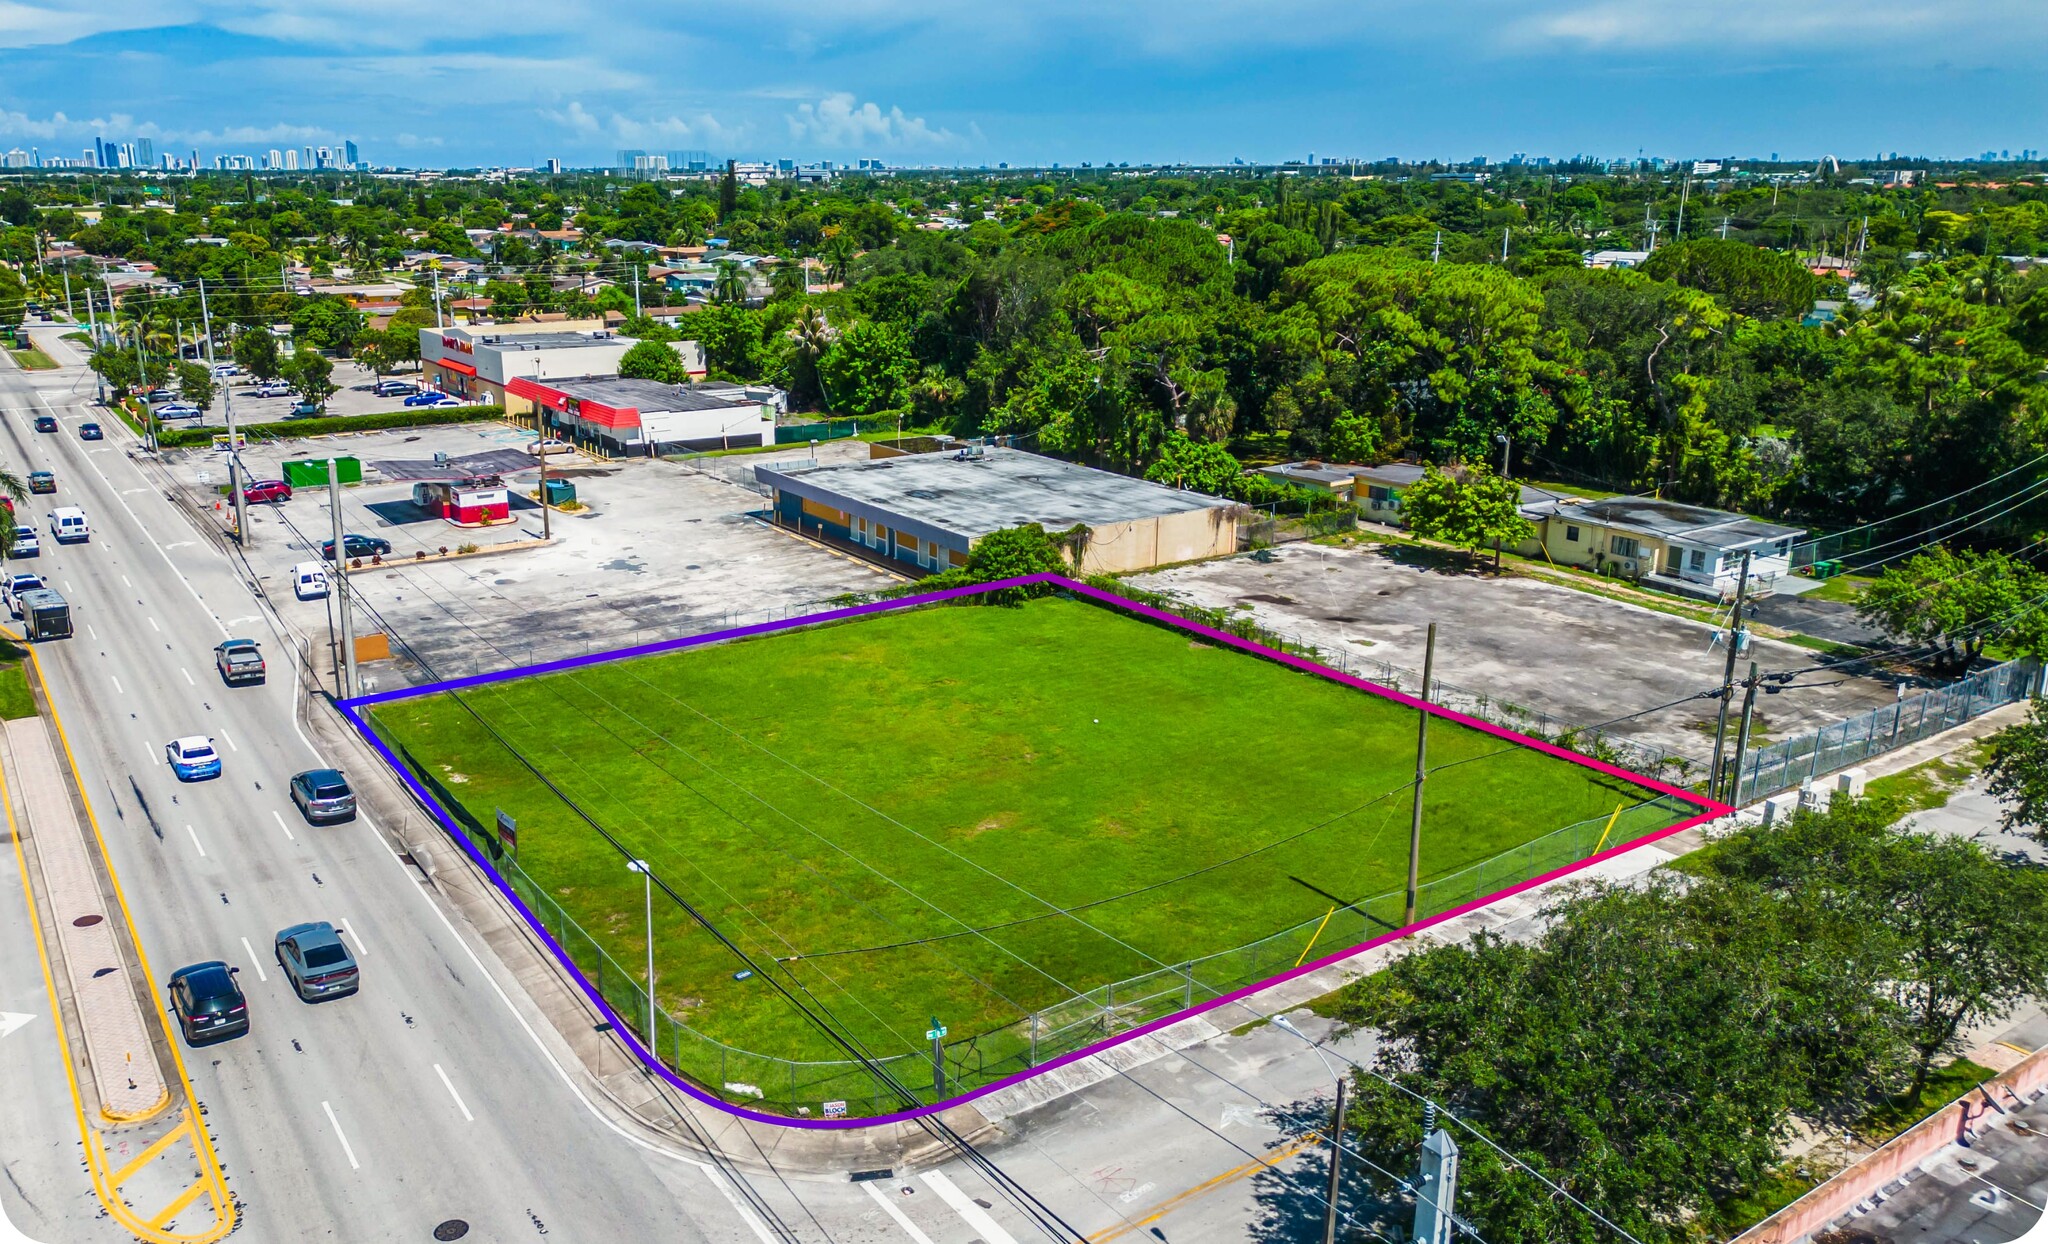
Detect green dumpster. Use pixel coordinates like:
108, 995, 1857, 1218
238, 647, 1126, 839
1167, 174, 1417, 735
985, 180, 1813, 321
283, 456, 361, 488
542, 478, 577, 507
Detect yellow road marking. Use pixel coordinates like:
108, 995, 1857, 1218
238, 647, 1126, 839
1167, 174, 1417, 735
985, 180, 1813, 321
3, 631, 237, 1242
109, 1117, 194, 1187
1088, 1133, 1321, 1243
1998, 1040, 2036, 1055
147, 1176, 213, 1231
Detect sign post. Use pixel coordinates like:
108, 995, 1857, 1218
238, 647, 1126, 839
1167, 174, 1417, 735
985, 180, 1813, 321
495, 808, 517, 858
926, 1018, 948, 1102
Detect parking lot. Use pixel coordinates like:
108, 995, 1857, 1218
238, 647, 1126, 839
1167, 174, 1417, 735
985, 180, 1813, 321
159, 428, 896, 691
162, 359, 448, 430
1128, 541, 1905, 760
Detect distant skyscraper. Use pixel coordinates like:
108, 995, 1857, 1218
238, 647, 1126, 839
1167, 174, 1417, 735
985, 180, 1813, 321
284, 148, 300, 171
267, 148, 282, 170
344, 140, 359, 167
30, 146, 38, 167
545, 157, 562, 174
83, 145, 97, 168
135, 138, 153, 167
301, 145, 314, 170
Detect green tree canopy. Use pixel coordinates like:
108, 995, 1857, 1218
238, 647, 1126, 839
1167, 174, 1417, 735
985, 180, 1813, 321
617, 339, 690, 384
1639, 238, 1820, 320
1855, 546, 2048, 674
232, 328, 281, 381
1397, 463, 1534, 570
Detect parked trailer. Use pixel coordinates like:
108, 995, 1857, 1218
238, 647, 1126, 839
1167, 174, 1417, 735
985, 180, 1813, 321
17, 588, 70, 640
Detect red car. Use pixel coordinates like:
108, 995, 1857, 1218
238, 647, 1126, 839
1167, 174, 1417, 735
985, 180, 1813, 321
242, 479, 292, 504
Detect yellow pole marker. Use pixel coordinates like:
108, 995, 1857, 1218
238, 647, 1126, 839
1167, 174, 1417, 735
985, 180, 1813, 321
1294, 906, 1338, 969
1592, 803, 1625, 856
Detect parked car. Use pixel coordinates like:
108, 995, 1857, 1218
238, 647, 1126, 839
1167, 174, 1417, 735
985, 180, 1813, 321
211, 363, 240, 378
289, 769, 356, 824
167, 962, 248, 1045
10, 529, 40, 558
78, 422, 102, 440
27, 470, 54, 494
254, 380, 293, 398
274, 922, 360, 1001
157, 402, 204, 420
242, 479, 292, 503
527, 438, 574, 457
32, 415, 55, 433
214, 638, 265, 685
321, 533, 392, 560
291, 561, 329, 600
143, 388, 176, 404
289, 402, 322, 417
373, 379, 417, 397
404, 391, 459, 407
165, 736, 223, 781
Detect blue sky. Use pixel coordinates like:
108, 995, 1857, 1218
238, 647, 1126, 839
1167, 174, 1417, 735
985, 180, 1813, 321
0, 1, 2040, 168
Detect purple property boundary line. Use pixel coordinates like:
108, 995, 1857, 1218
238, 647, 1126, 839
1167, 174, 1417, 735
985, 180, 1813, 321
336, 572, 1729, 1130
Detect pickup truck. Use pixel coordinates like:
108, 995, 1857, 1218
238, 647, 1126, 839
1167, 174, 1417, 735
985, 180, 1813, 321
214, 639, 265, 685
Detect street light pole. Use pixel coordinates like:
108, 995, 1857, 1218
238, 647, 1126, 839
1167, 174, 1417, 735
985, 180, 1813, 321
1321, 1075, 1348, 1244
329, 459, 357, 698
1710, 551, 1753, 797
627, 860, 655, 1055
1404, 622, 1438, 928
199, 279, 247, 544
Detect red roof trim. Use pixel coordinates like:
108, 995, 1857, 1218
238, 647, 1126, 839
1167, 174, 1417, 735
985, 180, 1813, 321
436, 358, 477, 376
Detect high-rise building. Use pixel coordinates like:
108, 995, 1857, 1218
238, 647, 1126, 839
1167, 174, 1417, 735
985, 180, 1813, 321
1, 149, 29, 169
544, 158, 562, 174
284, 148, 300, 171
315, 145, 332, 169
344, 140, 359, 167
135, 138, 153, 167
301, 145, 315, 171
83, 145, 97, 168
267, 148, 283, 170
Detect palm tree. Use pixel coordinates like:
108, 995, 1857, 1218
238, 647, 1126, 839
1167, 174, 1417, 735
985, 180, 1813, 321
823, 234, 856, 285
0, 467, 27, 555
713, 260, 748, 305
789, 303, 837, 410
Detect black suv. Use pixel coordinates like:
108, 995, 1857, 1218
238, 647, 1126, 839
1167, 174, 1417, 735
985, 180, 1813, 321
167, 961, 249, 1044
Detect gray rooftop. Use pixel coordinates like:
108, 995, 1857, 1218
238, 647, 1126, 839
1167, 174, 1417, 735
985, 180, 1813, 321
470, 332, 630, 353
757, 447, 1232, 541
1526, 496, 1803, 551
548, 376, 750, 413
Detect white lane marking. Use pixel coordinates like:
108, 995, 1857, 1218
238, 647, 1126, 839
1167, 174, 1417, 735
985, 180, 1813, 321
121, 575, 131, 588
433, 1064, 474, 1122
0, 1011, 36, 1040
64, 581, 72, 592
271, 809, 295, 842
180, 668, 194, 685
109, 675, 121, 694
864, 1181, 938, 1244
86, 624, 97, 640
120, 488, 146, 496
60, 412, 229, 639
339, 917, 368, 956
185, 824, 206, 858
239, 937, 268, 983
164, 541, 195, 549
146, 616, 159, 632
921, 1172, 1020, 1244
218, 728, 237, 753
321, 1100, 360, 1171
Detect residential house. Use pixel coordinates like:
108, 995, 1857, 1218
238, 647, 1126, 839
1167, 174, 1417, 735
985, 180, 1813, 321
1519, 495, 1802, 599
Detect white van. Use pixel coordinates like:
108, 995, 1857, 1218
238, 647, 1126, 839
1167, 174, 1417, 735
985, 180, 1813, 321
291, 562, 329, 601
48, 507, 88, 544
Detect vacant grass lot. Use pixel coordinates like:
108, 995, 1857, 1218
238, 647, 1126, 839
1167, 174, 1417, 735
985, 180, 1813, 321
372, 595, 1676, 1080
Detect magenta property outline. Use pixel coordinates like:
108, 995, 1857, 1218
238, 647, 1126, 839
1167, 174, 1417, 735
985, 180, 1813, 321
337, 571, 1730, 1130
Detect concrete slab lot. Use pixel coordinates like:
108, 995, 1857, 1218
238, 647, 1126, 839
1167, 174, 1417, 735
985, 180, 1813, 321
1129, 542, 1902, 760
160, 425, 894, 688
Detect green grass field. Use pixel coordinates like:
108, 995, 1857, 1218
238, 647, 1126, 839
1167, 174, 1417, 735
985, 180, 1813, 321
372, 595, 1681, 1105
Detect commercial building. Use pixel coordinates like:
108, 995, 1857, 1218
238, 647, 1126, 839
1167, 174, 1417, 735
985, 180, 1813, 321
418, 320, 637, 413
756, 446, 1239, 574
1518, 495, 1801, 599
505, 376, 778, 456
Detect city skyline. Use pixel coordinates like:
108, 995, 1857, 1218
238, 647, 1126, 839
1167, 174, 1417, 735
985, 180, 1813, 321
0, 1, 2042, 169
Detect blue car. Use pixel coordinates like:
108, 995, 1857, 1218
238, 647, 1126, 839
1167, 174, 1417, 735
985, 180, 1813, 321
165, 736, 223, 781
404, 391, 459, 407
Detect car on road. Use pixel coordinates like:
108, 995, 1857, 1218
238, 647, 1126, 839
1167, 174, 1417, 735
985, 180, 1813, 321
78, 422, 102, 440
373, 379, 417, 397
9, 529, 39, 558
291, 561, 329, 600
526, 438, 574, 457
214, 638, 265, 685
274, 922, 360, 1001
32, 415, 55, 433
242, 479, 292, 503
253, 381, 293, 398
48, 507, 87, 543
321, 533, 392, 560
166, 736, 223, 781
27, 470, 53, 494
5, 573, 45, 606
404, 390, 460, 407
167, 962, 248, 1045
289, 769, 356, 824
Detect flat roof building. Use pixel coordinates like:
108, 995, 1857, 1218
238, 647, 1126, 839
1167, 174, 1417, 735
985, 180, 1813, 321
756, 446, 1239, 574
506, 375, 778, 456
419, 320, 642, 416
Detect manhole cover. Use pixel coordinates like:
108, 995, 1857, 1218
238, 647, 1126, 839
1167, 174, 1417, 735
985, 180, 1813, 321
72, 913, 104, 927
433, 1221, 470, 1241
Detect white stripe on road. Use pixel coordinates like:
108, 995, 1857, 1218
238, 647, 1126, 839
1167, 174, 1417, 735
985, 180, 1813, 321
218, 728, 237, 753
86, 624, 96, 640
109, 675, 121, 693
180, 668, 194, 685
920, 1172, 1019, 1244
271, 809, 295, 841
239, 937, 268, 982
185, 825, 205, 858
433, 1064, 474, 1122
121, 575, 130, 588
864, 1181, 938, 1244
146, 616, 159, 632
340, 918, 368, 956
321, 1100, 360, 1170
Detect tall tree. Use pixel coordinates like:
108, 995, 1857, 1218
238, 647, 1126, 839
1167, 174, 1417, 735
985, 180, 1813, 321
1398, 464, 1534, 571
1855, 546, 2047, 674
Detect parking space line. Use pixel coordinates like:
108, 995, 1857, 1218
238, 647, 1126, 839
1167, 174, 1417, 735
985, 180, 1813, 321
184, 825, 205, 858
864, 1181, 938, 1244
433, 1063, 474, 1122
921, 1172, 1019, 1244
320, 1101, 359, 1170
270, 809, 295, 841
238, 936, 267, 982
340, 917, 368, 956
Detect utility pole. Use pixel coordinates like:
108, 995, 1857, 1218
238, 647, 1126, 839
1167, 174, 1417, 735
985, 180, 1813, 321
1431, 229, 1442, 264
329, 459, 358, 699
1320, 1076, 1349, 1244
632, 266, 641, 318
1709, 550, 1753, 797
199, 280, 246, 543
84, 283, 103, 403
128, 301, 155, 452
61, 268, 72, 322
627, 860, 655, 1054
1404, 622, 1438, 927
1412, 1128, 1462, 1244
1500, 226, 1509, 264
431, 259, 444, 330
1675, 173, 1691, 240
1727, 662, 1760, 805
537, 446, 551, 542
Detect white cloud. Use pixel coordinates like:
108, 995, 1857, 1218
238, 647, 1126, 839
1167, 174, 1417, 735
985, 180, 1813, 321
1498, 0, 1984, 50
540, 100, 743, 147
0, 108, 140, 140
0, 0, 197, 49
785, 93, 960, 150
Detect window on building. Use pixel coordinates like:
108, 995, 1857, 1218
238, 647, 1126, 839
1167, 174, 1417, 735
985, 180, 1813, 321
1722, 550, 1743, 569
1611, 535, 1639, 558
1564, 525, 1580, 543
1689, 549, 1706, 572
